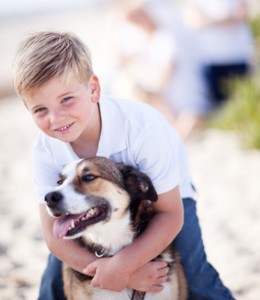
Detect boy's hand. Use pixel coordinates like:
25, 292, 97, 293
83, 258, 169, 293
83, 257, 130, 292
128, 260, 169, 292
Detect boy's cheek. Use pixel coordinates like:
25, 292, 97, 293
32, 117, 44, 130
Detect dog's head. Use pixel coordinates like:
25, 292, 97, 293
44, 157, 157, 239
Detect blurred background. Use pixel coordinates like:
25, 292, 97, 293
0, 0, 260, 299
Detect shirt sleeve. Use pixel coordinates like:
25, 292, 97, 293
32, 139, 60, 203
133, 119, 181, 195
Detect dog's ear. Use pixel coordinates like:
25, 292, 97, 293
116, 164, 158, 202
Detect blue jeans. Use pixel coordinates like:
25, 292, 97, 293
173, 198, 234, 299
38, 198, 234, 300
204, 62, 250, 105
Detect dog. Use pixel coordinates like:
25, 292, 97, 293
44, 156, 187, 300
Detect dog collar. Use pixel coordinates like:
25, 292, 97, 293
94, 248, 106, 258
131, 290, 146, 300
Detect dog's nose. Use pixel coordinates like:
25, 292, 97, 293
45, 191, 63, 208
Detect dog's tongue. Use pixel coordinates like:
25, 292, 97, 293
53, 214, 82, 239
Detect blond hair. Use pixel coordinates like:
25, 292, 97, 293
13, 31, 94, 97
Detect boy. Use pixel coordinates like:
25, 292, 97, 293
13, 31, 234, 299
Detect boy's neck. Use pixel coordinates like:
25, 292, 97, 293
71, 140, 99, 159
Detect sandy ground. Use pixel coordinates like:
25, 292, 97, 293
0, 3, 260, 300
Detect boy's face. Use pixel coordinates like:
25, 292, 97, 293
23, 75, 101, 144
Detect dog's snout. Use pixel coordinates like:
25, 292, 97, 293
45, 191, 63, 207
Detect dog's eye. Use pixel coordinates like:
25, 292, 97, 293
57, 179, 63, 185
81, 174, 96, 182
56, 175, 65, 185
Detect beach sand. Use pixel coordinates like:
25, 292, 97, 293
0, 4, 260, 299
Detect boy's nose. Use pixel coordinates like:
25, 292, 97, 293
49, 109, 65, 123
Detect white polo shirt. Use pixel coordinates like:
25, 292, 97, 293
32, 95, 194, 203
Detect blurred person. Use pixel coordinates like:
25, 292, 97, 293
183, 0, 254, 106
108, 1, 179, 127
108, 0, 212, 139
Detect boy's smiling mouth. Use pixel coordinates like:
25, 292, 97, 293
54, 122, 74, 132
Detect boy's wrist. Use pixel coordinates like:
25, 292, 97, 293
112, 249, 140, 275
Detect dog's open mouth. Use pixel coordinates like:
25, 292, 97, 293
53, 205, 108, 239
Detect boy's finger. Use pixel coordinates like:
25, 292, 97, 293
158, 266, 169, 277
83, 263, 97, 275
152, 259, 168, 269
91, 277, 99, 288
146, 284, 164, 293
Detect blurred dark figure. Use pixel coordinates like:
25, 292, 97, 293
183, 0, 254, 106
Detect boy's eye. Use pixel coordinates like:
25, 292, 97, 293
34, 107, 47, 114
62, 97, 72, 103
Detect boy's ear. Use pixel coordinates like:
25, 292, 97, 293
88, 75, 100, 103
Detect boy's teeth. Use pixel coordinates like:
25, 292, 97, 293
59, 126, 67, 131
56, 123, 71, 131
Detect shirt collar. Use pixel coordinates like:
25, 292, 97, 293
97, 96, 127, 157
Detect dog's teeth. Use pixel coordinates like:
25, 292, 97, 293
70, 220, 75, 229
88, 208, 96, 218
85, 209, 93, 219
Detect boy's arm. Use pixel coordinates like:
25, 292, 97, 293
85, 185, 183, 291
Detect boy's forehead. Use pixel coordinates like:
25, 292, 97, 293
23, 71, 86, 97
26, 75, 80, 98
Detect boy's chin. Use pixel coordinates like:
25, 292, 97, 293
51, 132, 76, 143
